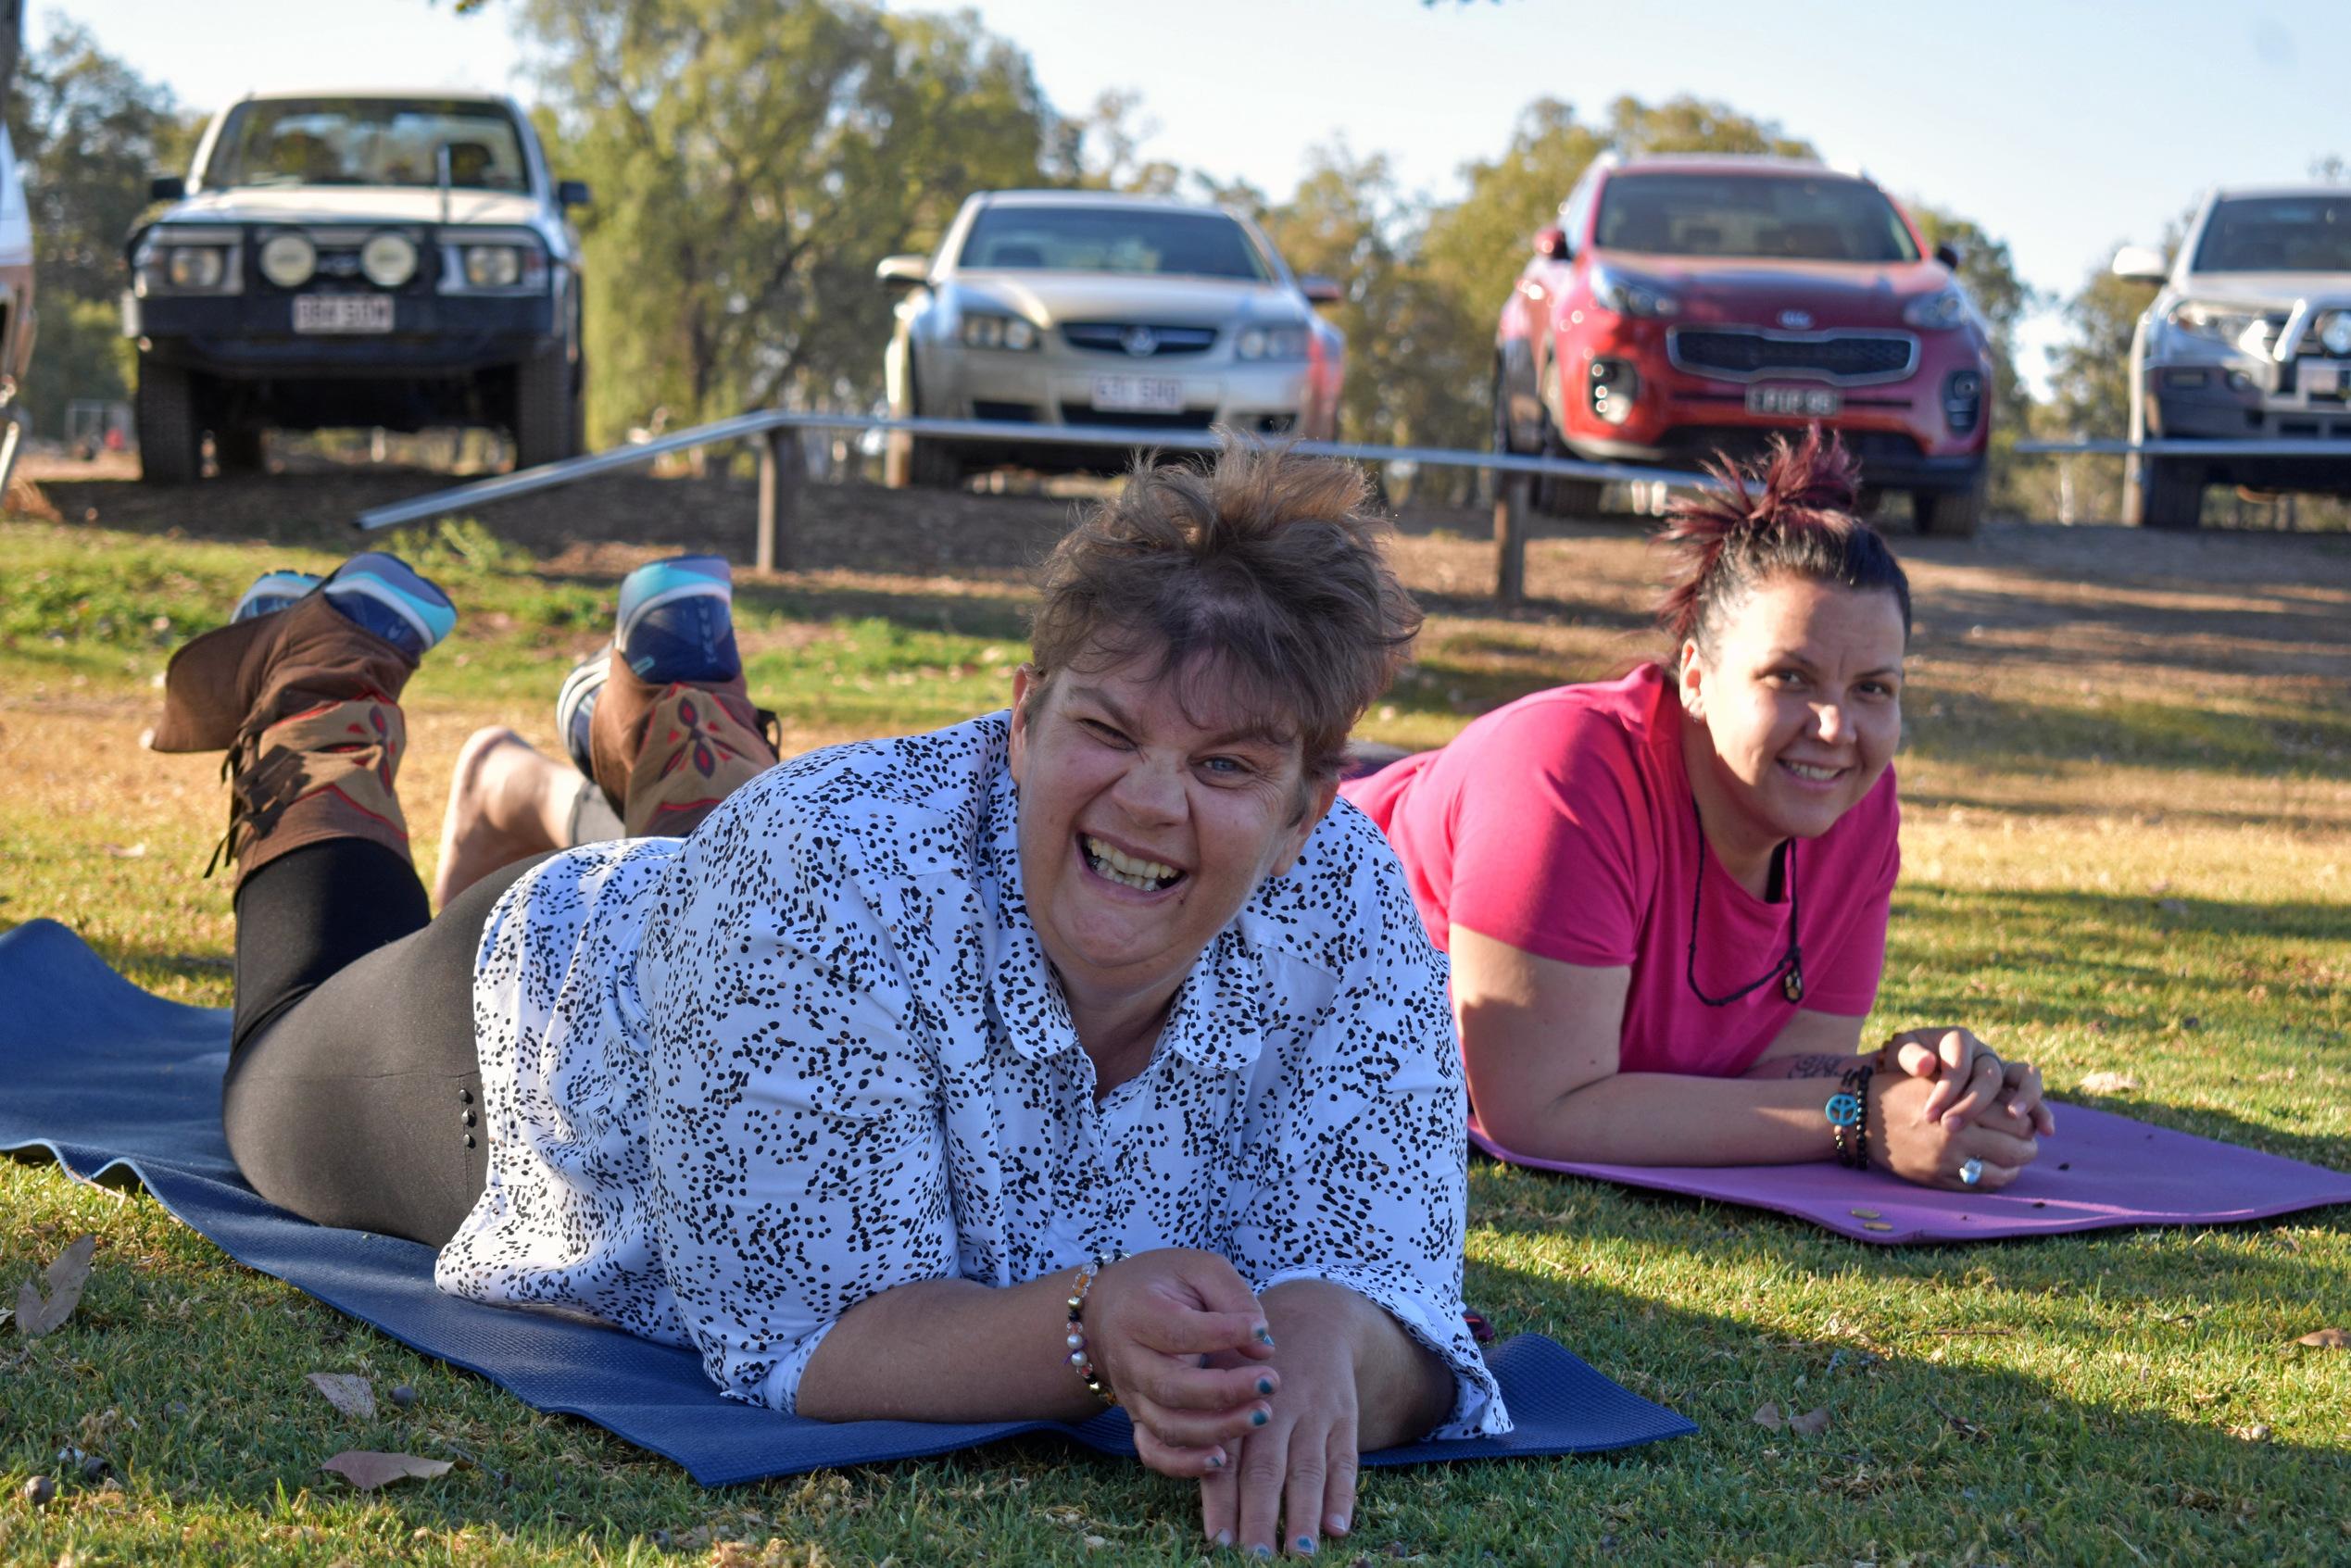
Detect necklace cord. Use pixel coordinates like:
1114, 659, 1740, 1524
1684, 793, 1804, 1008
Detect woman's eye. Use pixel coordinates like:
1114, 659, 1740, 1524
1080, 720, 1130, 746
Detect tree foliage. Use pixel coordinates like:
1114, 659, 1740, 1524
519, 0, 1056, 442
3, 20, 188, 431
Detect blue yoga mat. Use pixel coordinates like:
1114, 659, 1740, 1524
0, 919, 1694, 1486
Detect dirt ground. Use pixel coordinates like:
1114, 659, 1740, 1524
12, 449, 2351, 695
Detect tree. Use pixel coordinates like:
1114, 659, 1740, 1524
1253, 143, 1485, 483
4, 20, 184, 432
517, 0, 1056, 442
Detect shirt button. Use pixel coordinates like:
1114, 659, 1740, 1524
459, 1088, 474, 1105
463, 1134, 477, 1149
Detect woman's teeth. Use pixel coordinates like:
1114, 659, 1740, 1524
1084, 835, 1180, 891
1782, 760, 1842, 782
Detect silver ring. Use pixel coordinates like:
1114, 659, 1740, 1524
1959, 1158, 1984, 1186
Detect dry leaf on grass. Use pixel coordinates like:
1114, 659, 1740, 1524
2077, 1072, 2139, 1096
2294, 1327, 2348, 1349
1788, 1405, 1831, 1436
16, 1235, 96, 1337
321, 1450, 453, 1489
1752, 1401, 1782, 1430
306, 1373, 378, 1420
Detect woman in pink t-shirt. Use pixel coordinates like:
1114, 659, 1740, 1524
1346, 430, 2052, 1192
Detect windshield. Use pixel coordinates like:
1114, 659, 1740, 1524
959, 207, 1271, 281
1595, 173, 1919, 263
2191, 195, 2351, 273
202, 98, 531, 193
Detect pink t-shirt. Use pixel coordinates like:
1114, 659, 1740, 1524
1341, 665, 1899, 1078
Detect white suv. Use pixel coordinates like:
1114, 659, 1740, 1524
2114, 184, 2351, 529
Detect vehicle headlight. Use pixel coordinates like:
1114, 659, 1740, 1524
258, 232, 317, 289
1902, 286, 1968, 331
2319, 309, 2351, 358
359, 232, 418, 289
463, 245, 522, 288
1587, 264, 1679, 319
2165, 299, 2267, 353
167, 245, 228, 291
1236, 325, 1310, 361
960, 312, 1037, 350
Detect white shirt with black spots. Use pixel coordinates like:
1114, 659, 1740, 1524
435, 713, 1509, 1439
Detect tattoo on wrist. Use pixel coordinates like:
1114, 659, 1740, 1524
1760, 1053, 1863, 1080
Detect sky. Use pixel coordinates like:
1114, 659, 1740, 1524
46, 0, 2351, 392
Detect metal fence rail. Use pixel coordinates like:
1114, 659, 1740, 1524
2013, 437, 2351, 457
352, 410, 1722, 603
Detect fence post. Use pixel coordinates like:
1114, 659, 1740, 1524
1493, 470, 1528, 604
755, 427, 806, 573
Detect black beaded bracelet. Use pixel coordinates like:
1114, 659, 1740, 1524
1063, 1254, 1123, 1407
1826, 1062, 1876, 1170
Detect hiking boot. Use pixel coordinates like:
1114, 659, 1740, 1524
152, 553, 452, 884
583, 556, 776, 836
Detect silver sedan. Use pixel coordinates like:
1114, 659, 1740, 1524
878, 191, 1342, 485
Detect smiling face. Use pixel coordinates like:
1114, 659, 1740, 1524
1677, 573, 1907, 884
1008, 649, 1337, 1041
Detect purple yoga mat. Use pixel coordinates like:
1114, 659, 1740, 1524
1471, 1103, 2351, 1244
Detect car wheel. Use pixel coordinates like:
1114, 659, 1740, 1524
135, 358, 203, 484
512, 346, 579, 470
1913, 480, 1985, 538
1534, 410, 1603, 520
212, 421, 267, 476
2130, 458, 2205, 531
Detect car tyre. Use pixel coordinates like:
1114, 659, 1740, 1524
135, 358, 202, 485
1534, 415, 1603, 520
2130, 458, 2205, 531
512, 346, 580, 470
1913, 479, 1985, 538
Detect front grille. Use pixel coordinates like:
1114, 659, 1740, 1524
971, 400, 1039, 423
1657, 426, 1927, 465
1668, 328, 1917, 385
1061, 322, 1219, 358
1059, 405, 1215, 430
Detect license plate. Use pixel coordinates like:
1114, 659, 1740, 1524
293, 295, 395, 334
1090, 374, 1186, 414
1745, 383, 1841, 417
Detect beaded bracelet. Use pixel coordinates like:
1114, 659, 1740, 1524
1826, 1061, 1877, 1170
1063, 1253, 1124, 1407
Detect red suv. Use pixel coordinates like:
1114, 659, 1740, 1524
1494, 155, 1994, 533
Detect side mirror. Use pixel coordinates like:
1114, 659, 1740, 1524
149, 175, 186, 203
1533, 227, 1571, 260
1933, 241, 1963, 271
2110, 244, 2170, 284
556, 179, 592, 208
875, 254, 930, 287
1299, 273, 1342, 305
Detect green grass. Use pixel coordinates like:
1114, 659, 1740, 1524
4, 510, 2348, 1566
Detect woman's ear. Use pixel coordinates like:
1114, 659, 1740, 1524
1677, 638, 1707, 718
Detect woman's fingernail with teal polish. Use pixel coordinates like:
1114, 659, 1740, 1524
1296, 1536, 1318, 1554
1251, 1545, 1274, 1560
1250, 1408, 1269, 1426
1214, 1530, 1233, 1548
1255, 1375, 1276, 1395
1255, 1325, 1276, 1347
1326, 1512, 1351, 1536
1207, 1451, 1226, 1470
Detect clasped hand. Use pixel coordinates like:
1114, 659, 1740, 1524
1087, 1251, 1361, 1557
1870, 1026, 2056, 1191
